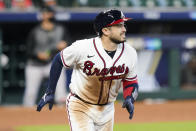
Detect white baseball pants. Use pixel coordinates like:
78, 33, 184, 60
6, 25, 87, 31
66, 93, 114, 131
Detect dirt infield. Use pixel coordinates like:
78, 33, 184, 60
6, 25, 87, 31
0, 99, 196, 131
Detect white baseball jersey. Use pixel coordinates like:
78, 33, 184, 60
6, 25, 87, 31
60, 37, 137, 105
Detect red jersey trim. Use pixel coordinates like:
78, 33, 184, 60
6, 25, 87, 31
60, 50, 70, 68
123, 79, 138, 88
93, 38, 106, 68
113, 43, 124, 66
125, 75, 137, 81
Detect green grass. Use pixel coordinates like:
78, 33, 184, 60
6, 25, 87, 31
16, 121, 196, 131
114, 121, 196, 131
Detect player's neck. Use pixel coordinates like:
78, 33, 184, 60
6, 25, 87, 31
100, 37, 117, 51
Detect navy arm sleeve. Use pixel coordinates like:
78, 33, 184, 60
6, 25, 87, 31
46, 52, 63, 94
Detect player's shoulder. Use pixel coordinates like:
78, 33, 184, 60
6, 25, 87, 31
71, 37, 95, 47
124, 42, 137, 55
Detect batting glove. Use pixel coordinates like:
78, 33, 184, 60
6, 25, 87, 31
37, 93, 54, 112
122, 96, 134, 120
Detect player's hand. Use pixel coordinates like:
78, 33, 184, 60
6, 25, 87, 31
37, 52, 50, 61
57, 41, 67, 51
122, 97, 134, 120
37, 93, 54, 112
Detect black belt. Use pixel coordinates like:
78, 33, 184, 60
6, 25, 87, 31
71, 92, 108, 106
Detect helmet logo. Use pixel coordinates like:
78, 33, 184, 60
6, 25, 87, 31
108, 14, 114, 18
120, 11, 125, 18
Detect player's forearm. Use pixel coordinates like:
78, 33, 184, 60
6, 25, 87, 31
46, 52, 63, 94
123, 79, 139, 103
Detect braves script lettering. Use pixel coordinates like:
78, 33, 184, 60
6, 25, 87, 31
83, 61, 129, 80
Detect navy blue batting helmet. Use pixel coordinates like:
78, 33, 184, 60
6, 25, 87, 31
93, 9, 131, 35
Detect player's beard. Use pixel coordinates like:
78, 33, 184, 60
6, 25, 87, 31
109, 35, 126, 44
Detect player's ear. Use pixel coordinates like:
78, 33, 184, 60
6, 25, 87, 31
102, 27, 110, 36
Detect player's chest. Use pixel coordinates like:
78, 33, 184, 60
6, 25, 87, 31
79, 49, 130, 78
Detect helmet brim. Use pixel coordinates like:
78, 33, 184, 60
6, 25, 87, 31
106, 17, 132, 27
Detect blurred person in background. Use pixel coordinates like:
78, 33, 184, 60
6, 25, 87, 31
11, 0, 34, 11
23, 5, 71, 107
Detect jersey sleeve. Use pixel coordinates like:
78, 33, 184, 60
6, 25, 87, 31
123, 47, 139, 101
125, 49, 138, 81
60, 41, 80, 68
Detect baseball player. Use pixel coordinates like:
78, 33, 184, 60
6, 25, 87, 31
37, 9, 139, 131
